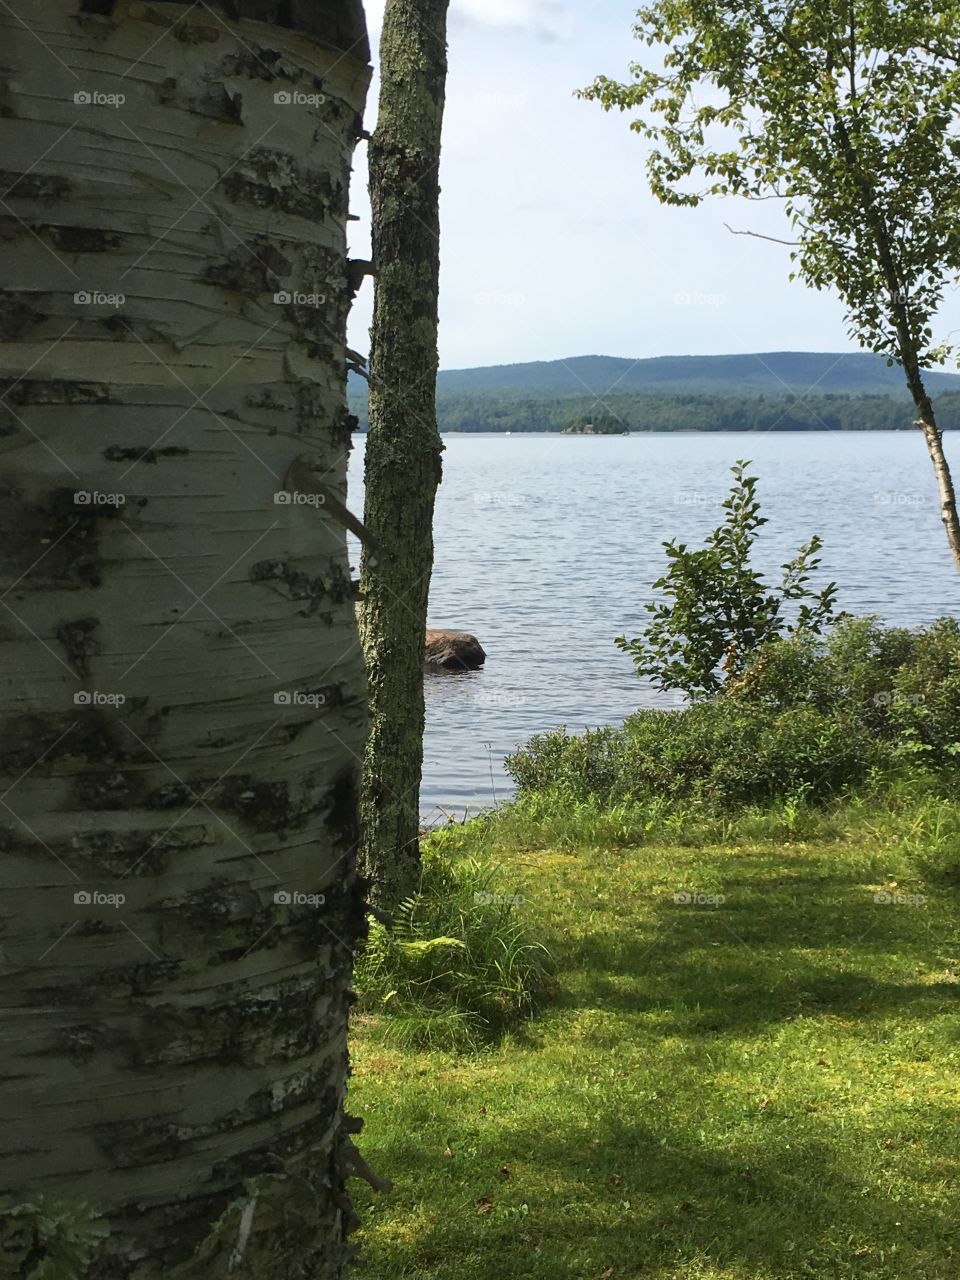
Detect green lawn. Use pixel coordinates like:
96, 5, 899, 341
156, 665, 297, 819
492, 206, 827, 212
349, 813, 960, 1279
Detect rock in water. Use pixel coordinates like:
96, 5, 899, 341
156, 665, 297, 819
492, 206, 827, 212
425, 628, 486, 672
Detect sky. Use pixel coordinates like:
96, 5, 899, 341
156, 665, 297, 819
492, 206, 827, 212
348, 0, 960, 372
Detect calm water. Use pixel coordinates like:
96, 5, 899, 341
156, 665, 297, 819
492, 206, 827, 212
346, 432, 960, 820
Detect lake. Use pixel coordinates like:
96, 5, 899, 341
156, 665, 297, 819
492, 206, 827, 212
347, 431, 960, 821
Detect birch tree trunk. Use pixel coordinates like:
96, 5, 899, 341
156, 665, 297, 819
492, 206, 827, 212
897, 343, 960, 575
837, 121, 960, 576
0, 3, 372, 1276
358, 0, 449, 912
874, 231, 960, 574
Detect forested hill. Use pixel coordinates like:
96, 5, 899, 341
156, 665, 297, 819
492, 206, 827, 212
440, 352, 960, 396
348, 351, 960, 432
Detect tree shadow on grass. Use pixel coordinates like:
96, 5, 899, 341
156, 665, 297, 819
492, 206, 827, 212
558, 856, 960, 1038
355, 852, 959, 1277
358, 1099, 958, 1279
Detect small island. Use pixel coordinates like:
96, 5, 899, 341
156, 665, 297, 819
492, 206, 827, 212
561, 412, 630, 435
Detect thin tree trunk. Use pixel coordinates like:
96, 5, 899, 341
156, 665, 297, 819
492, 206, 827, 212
832, 112, 960, 575
881, 229, 960, 575
358, 0, 449, 912
0, 4, 372, 1276
897, 349, 960, 574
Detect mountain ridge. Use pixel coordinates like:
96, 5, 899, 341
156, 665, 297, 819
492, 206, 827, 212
349, 351, 960, 397
432, 351, 960, 396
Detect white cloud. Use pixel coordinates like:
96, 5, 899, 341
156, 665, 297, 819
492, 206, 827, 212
362, 0, 573, 46
453, 0, 573, 40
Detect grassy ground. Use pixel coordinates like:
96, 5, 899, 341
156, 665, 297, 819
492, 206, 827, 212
350, 796, 960, 1279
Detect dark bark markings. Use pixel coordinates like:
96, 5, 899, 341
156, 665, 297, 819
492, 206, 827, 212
358, 0, 450, 911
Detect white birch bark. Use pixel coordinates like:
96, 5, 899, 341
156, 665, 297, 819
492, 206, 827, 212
0, 3, 371, 1275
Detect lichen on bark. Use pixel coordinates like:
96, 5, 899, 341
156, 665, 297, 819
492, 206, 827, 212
358, 0, 450, 912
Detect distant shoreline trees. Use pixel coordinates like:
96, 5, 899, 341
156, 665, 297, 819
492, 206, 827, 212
350, 390, 960, 434
562, 412, 631, 434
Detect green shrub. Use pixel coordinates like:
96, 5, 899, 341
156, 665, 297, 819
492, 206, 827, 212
616, 461, 837, 697
505, 724, 624, 800
507, 617, 960, 815
732, 615, 960, 765
354, 844, 552, 1050
887, 618, 960, 761
506, 698, 878, 811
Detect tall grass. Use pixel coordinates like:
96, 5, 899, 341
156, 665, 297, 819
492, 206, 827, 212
416, 773, 960, 868
354, 845, 553, 1051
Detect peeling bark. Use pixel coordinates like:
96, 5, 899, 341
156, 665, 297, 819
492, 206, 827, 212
0, 3, 370, 1276
358, 0, 449, 911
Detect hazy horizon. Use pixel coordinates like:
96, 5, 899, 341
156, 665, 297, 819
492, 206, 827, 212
431, 348, 960, 373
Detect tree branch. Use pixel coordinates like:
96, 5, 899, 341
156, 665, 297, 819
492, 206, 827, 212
723, 222, 800, 246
